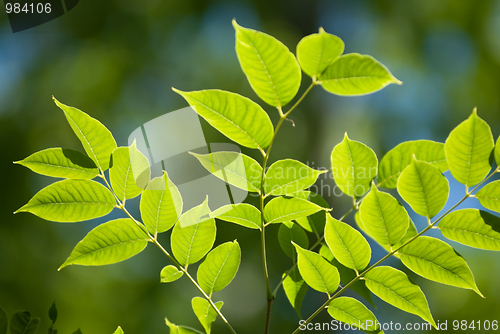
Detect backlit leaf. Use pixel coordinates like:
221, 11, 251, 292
328, 297, 382, 333
264, 196, 326, 224
211, 203, 261, 230
476, 180, 500, 213
283, 267, 308, 318
264, 159, 326, 196
160, 265, 184, 283
113, 326, 124, 334
165, 318, 203, 334
191, 297, 223, 334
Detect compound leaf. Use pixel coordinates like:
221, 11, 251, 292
53, 97, 116, 171
140, 171, 182, 235
264, 159, 326, 196
318, 53, 401, 96
398, 236, 482, 296
173, 89, 273, 151
264, 196, 326, 224
439, 209, 500, 251
160, 265, 184, 283
191, 297, 223, 334
293, 243, 340, 295
331, 134, 378, 197
197, 241, 241, 294
15, 179, 116, 222
278, 221, 309, 258
297, 27, 344, 78
233, 20, 301, 107
283, 267, 308, 318
364, 266, 436, 328
359, 185, 410, 246
445, 109, 494, 187
476, 180, 500, 213
59, 218, 149, 269
397, 158, 449, 218
328, 297, 382, 334
325, 214, 371, 272
10, 311, 40, 334
190, 151, 262, 193
378, 140, 448, 189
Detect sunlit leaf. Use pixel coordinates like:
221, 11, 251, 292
295, 193, 330, 235
165, 318, 203, 334
160, 265, 184, 283
496, 136, 500, 167
445, 109, 494, 187
264, 159, 326, 196
233, 20, 301, 107
113, 326, 124, 334
328, 297, 382, 333
476, 180, 500, 213
59, 218, 149, 269
191, 297, 223, 334
283, 267, 308, 318
278, 221, 309, 258
211, 203, 261, 230
264, 196, 326, 224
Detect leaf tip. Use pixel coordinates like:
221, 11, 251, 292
232, 18, 239, 29
318, 26, 325, 33
171, 87, 184, 95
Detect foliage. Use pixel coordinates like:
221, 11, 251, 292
15, 20, 500, 334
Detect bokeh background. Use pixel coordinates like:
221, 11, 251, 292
1, 0, 500, 333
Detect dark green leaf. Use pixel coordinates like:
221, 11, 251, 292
10, 311, 40, 334
0, 306, 7, 334
278, 221, 309, 258
48, 302, 57, 323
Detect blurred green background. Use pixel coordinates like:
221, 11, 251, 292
1, 0, 500, 333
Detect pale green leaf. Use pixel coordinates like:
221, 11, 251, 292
476, 180, 500, 213
165, 318, 203, 334
295, 193, 329, 235
233, 20, 301, 107
278, 221, 309, 258
328, 297, 382, 334
293, 242, 340, 295
397, 158, 449, 218
15, 148, 99, 179
15, 179, 116, 222
359, 185, 410, 246
264, 159, 326, 196
378, 140, 448, 189
445, 109, 494, 187
398, 236, 482, 296
318, 53, 401, 96
319, 244, 334, 261
110, 142, 150, 202
179, 197, 211, 228
53, 97, 117, 171
210, 203, 261, 230
173, 89, 273, 151
264, 196, 326, 224
325, 214, 371, 272
496, 136, 500, 167
331, 133, 378, 197
439, 209, 500, 251
190, 151, 262, 193
296, 27, 344, 78
364, 266, 436, 328
171, 205, 216, 266
10, 311, 40, 334
160, 265, 184, 283
191, 297, 223, 334
283, 267, 308, 318
197, 241, 241, 294
141, 171, 182, 235
113, 326, 124, 334
59, 218, 149, 269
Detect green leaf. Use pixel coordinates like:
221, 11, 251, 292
15, 148, 99, 179
496, 136, 500, 167
197, 241, 241, 294
293, 242, 340, 295
160, 265, 184, 283
445, 109, 494, 187
283, 267, 308, 318
278, 221, 309, 258
171, 209, 216, 267
10, 311, 40, 334
110, 143, 150, 202
48, 301, 57, 323
397, 158, 449, 218
328, 297, 382, 334
59, 218, 149, 269
72, 329, 82, 334
378, 140, 448, 189
296, 27, 344, 79
15, 179, 116, 222
331, 133, 378, 197
439, 209, 500, 251
179, 197, 212, 228
318, 53, 401, 96
264, 159, 326, 196
324, 214, 371, 272
476, 180, 500, 213
173, 89, 273, 151
295, 193, 329, 235
113, 327, 124, 334
364, 266, 436, 328
140, 171, 182, 235
190, 151, 262, 193
53, 97, 117, 171
165, 318, 203, 334
264, 196, 326, 224
191, 297, 223, 334
210, 204, 261, 230
398, 236, 483, 296
359, 185, 410, 246
0, 306, 7, 334
233, 20, 301, 107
